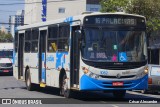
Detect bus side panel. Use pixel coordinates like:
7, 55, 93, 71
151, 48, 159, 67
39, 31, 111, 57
46, 53, 56, 87
46, 52, 70, 88
24, 53, 39, 84
49, 69, 60, 87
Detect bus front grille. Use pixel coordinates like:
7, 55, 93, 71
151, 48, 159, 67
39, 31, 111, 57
99, 75, 136, 79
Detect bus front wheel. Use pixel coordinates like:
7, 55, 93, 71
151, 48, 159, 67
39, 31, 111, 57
113, 90, 126, 98
25, 69, 34, 91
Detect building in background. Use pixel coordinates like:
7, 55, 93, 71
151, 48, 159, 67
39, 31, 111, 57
9, 10, 24, 37
86, 0, 101, 12
24, 0, 101, 24
0, 25, 8, 34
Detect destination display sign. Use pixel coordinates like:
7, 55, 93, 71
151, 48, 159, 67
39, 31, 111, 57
84, 15, 145, 26
94, 18, 136, 25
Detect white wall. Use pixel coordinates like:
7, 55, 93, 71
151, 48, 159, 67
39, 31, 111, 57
24, 0, 41, 24
47, 0, 86, 20
24, 0, 86, 24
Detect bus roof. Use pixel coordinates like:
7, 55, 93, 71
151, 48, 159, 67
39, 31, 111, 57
0, 43, 13, 50
17, 12, 146, 31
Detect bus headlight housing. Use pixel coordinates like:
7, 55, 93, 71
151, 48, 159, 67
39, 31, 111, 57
82, 67, 99, 79
136, 66, 148, 78
88, 72, 100, 79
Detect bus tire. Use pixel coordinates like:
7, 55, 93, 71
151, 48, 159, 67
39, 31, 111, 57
60, 74, 72, 98
113, 90, 126, 98
25, 69, 34, 91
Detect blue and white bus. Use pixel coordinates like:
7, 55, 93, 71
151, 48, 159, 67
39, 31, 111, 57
13, 12, 148, 98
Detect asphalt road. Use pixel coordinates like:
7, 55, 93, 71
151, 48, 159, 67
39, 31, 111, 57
0, 75, 160, 107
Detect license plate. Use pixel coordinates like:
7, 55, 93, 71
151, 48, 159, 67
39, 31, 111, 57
112, 82, 123, 86
3, 70, 9, 72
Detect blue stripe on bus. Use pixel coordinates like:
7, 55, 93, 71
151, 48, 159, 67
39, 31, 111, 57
56, 52, 68, 69
64, 16, 73, 25
42, 68, 46, 82
80, 74, 148, 90
42, 53, 45, 61
13, 51, 15, 64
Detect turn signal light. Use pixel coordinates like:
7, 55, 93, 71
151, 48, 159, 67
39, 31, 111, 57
82, 67, 89, 74
148, 78, 152, 84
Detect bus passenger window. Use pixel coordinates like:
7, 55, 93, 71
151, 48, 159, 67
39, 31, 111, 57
57, 24, 70, 52
64, 44, 68, 51
57, 39, 69, 52
35, 47, 38, 51
48, 25, 58, 52
31, 41, 38, 52
48, 40, 57, 52
31, 29, 39, 53
51, 42, 57, 52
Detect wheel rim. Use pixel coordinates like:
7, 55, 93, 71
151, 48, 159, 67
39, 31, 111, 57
27, 75, 30, 87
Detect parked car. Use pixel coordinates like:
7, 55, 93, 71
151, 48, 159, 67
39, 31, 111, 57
141, 64, 160, 94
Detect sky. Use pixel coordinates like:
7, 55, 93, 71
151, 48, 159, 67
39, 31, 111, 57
0, 0, 24, 28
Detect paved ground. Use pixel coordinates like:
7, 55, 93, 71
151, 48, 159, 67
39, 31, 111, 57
0, 75, 160, 107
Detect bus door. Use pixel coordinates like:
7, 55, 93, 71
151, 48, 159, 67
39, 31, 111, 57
70, 26, 80, 88
18, 32, 25, 79
38, 29, 47, 85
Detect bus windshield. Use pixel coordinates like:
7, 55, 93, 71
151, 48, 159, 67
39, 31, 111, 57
0, 50, 13, 58
82, 27, 147, 62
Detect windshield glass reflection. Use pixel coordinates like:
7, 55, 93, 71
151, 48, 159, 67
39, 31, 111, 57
82, 27, 147, 62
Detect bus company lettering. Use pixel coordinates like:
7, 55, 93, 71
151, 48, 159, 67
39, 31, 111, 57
46, 55, 54, 62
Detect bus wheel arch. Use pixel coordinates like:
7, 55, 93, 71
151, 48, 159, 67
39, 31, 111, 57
59, 68, 71, 98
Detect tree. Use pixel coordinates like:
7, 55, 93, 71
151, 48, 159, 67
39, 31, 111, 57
0, 31, 13, 42
100, 0, 160, 36
127, 0, 160, 35
100, 0, 129, 12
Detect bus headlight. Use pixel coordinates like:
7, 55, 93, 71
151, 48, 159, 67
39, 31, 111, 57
136, 67, 148, 78
82, 67, 99, 79
144, 66, 149, 74
88, 72, 100, 79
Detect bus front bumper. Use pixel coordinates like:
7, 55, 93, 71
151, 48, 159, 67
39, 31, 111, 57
80, 75, 148, 91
